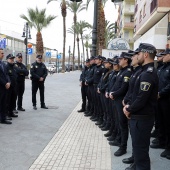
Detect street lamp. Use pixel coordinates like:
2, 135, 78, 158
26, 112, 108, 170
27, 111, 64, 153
68, 46, 71, 72
91, 0, 123, 57
22, 22, 32, 67
54, 49, 58, 73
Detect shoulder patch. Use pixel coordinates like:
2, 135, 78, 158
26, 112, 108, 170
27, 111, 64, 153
140, 82, 151, 91
101, 65, 104, 68
124, 76, 130, 82
147, 67, 153, 72
127, 68, 131, 72
15, 64, 18, 67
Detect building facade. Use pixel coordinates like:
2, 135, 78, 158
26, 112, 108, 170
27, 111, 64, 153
134, 0, 170, 50
117, 0, 135, 49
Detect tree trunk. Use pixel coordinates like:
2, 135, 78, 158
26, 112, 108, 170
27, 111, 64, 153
62, 16, 66, 73
77, 37, 80, 70
86, 47, 89, 59
36, 32, 44, 55
80, 33, 85, 62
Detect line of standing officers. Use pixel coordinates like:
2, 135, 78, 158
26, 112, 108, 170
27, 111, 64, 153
79, 43, 170, 170
0, 48, 48, 125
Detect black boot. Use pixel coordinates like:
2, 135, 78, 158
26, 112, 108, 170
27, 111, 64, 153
95, 119, 103, 125
77, 108, 85, 112
122, 156, 134, 164
104, 131, 112, 137
125, 163, 136, 170
114, 147, 127, 156
101, 124, 110, 131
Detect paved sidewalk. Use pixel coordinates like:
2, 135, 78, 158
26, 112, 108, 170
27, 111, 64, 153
29, 101, 111, 170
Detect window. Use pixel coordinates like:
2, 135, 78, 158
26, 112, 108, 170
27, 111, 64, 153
130, 15, 134, 22
139, 10, 142, 22
143, 3, 146, 17
150, 0, 157, 14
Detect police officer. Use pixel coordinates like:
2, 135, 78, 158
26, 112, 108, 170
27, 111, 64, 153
105, 57, 120, 143
97, 58, 113, 130
91, 55, 105, 122
6, 54, 18, 118
84, 56, 96, 117
30, 55, 48, 110
15, 53, 29, 111
123, 43, 158, 170
78, 59, 90, 112
0, 48, 12, 124
109, 52, 132, 156
150, 48, 170, 160
122, 49, 142, 170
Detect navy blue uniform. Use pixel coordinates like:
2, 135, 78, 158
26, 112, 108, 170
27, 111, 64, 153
6, 63, 18, 116
127, 63, 158, 170
110, 66, 132, 150
30, 61, 48, 107
15, 62, 29, 109
0, 61, 10, 121
157, 62, 170, 149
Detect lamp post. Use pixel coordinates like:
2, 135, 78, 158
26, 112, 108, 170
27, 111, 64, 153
22, 22, 31, 67
54, 49, 58, 73
68, 46, 71, 72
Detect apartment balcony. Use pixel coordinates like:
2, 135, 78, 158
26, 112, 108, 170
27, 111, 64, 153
123, 22, 134, 29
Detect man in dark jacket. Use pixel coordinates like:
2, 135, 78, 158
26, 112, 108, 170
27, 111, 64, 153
30, 55, 48, 110
15, 53, 29, 111
0, 49, 12, 124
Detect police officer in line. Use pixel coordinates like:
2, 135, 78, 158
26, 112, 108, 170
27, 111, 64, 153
84, 56, 96, 117
15, 53, 29, 111
151, 51, 165, 139
6, 54, 18, 119
0, 48, 12, 124
105, 57, 120, 144
97, 58, 114, 131
123, 43, 158, 170
30, 55, 48, 110
90, 55, 105, 122
122, 49, 142, 170
150, 48, 170, 160
78, 59, 90, 112
109, 52, 132, 157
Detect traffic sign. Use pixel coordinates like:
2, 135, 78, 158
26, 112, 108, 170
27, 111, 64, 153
46, 52, 51, 58
27, 48, 33, 55
57, 54, 61, 59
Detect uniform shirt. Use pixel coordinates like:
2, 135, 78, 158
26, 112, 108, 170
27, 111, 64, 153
158, 62, 170, 98
93, 64, 105, 85
6, 62, 18, 87
105, 70, 118, 94
126, 63, 158, 116
85, 64, 96, 85
80, 66, 89, 83
0, 61, 10, 88
98, 68, 112, 93
110, 66, 132, 99
15, 62, 29, 82
30, 61, 48, 82
124, 66, 142, 105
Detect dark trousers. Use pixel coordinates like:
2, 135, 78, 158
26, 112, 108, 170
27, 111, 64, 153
93, 85, 103, 117
158, 98, 170, 148
130, 119, 154, 170
6, 86, 17, 115
16, 81, 25, 108
87, 85, 94, 113
0, 88, 7, 121
109, 99, 116, 133
114, 98, 129, 149
81, 83, 87, 110
32, 81, 45, 106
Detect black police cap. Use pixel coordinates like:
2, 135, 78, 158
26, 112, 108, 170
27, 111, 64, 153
103, 58, 114, 64
36, 55, 43, 59
156, 52, 165, 57
118, 52, 132, 59
6, 54, 15, 60
16, 53, 22, 57
90, 56, 95, 60
85, 59, 90, 63
127, 48, 139, 55
138, 43, 156, 54
95, 55, 103, 60
161, 48, 170, 55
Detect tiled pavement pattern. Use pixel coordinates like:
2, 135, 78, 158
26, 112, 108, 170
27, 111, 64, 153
29, 101, 111, 170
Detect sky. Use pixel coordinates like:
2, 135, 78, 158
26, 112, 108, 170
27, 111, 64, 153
0, 0, 118, 57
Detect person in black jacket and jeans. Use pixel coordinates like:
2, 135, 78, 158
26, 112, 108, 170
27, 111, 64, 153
15, 53, 29, 111
30, 55, 48, 110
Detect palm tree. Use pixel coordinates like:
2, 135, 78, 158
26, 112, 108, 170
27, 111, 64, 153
66, 1, 86, 70
83, 33, 91, 59
78, 21, 92, 62
47, 0, 67, 73
20, 7, 56, 55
